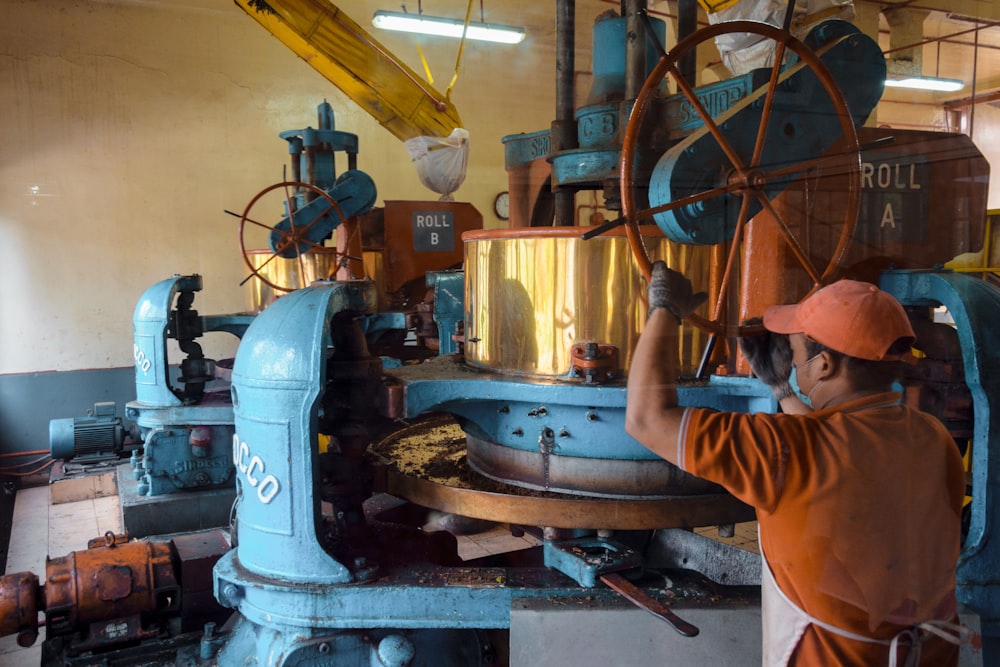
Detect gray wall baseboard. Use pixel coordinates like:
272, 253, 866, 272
0, 368, 136, 456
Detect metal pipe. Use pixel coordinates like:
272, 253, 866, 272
624, 0, 646, 101
945, 89, 1000, 109
677, 0, 698, 85
882, 19, 1000, 57
969, 23, 979, 138
554, 0, 576, 137
553, 0, 577, 226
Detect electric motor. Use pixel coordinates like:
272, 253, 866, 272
49, 402, 129, 461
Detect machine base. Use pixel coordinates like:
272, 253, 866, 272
116, 464, 235, 538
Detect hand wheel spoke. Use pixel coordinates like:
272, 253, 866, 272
238, 247, 285, 287
710, 194, 754, 323
632, 182, 743, 225
243, 215, 285, 234
295, 203, 341, 238
282, 182, 298, 231
667, 62, 747, 173
748, 39, 789, 169
296, 251, 308, 290
753, 192, 823, 287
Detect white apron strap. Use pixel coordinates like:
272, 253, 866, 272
760, 542, 969, 667
760, 553, 813, 667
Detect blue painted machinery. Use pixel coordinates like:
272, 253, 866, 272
505, 13, 884, 231
197, 13, 899, 664
47, 274, 253, 496
210, 279, 766, 666
113, 103, 383, 539
126, 274, 254, 497
269, 100, 377, 258
207, 272, 1000, 665
213, 283, 520, 665
238, 100, 380, 297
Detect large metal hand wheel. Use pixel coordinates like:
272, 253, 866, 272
621, 19, 861, 337
238, 181, 348, 292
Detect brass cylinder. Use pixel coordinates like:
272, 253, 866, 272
243, 250, 343, 312
463, 227, 710, 377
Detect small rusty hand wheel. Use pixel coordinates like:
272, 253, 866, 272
238, 181, 347, 293
620, 20, 861, 337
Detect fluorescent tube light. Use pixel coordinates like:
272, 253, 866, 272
884, 76, 964, 92
372, 10, 525, 44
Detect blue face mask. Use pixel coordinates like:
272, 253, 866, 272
789, 354, 822, 407
788, 366, 811, 407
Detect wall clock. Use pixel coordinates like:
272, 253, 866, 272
493, 191, 510, 221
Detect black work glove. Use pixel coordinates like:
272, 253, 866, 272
647, 261, 708, 323
738, 317, 793, 400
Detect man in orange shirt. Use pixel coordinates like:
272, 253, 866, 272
626, 262, 967, 666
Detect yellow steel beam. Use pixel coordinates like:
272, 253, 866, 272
236, 0, 463, 141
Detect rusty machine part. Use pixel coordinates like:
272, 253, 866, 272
569, 342, 620, 384
44, 536, 180, 649
0, 571, 39, 647
0, 530, 230, 657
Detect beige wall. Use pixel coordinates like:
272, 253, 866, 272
972, 104, 1000, 210
1, 0, 997, 375
0, 0, 564, 373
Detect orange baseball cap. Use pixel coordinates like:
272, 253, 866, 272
763, 280, 915, 362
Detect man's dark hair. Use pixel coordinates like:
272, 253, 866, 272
804, 337, 912, 391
